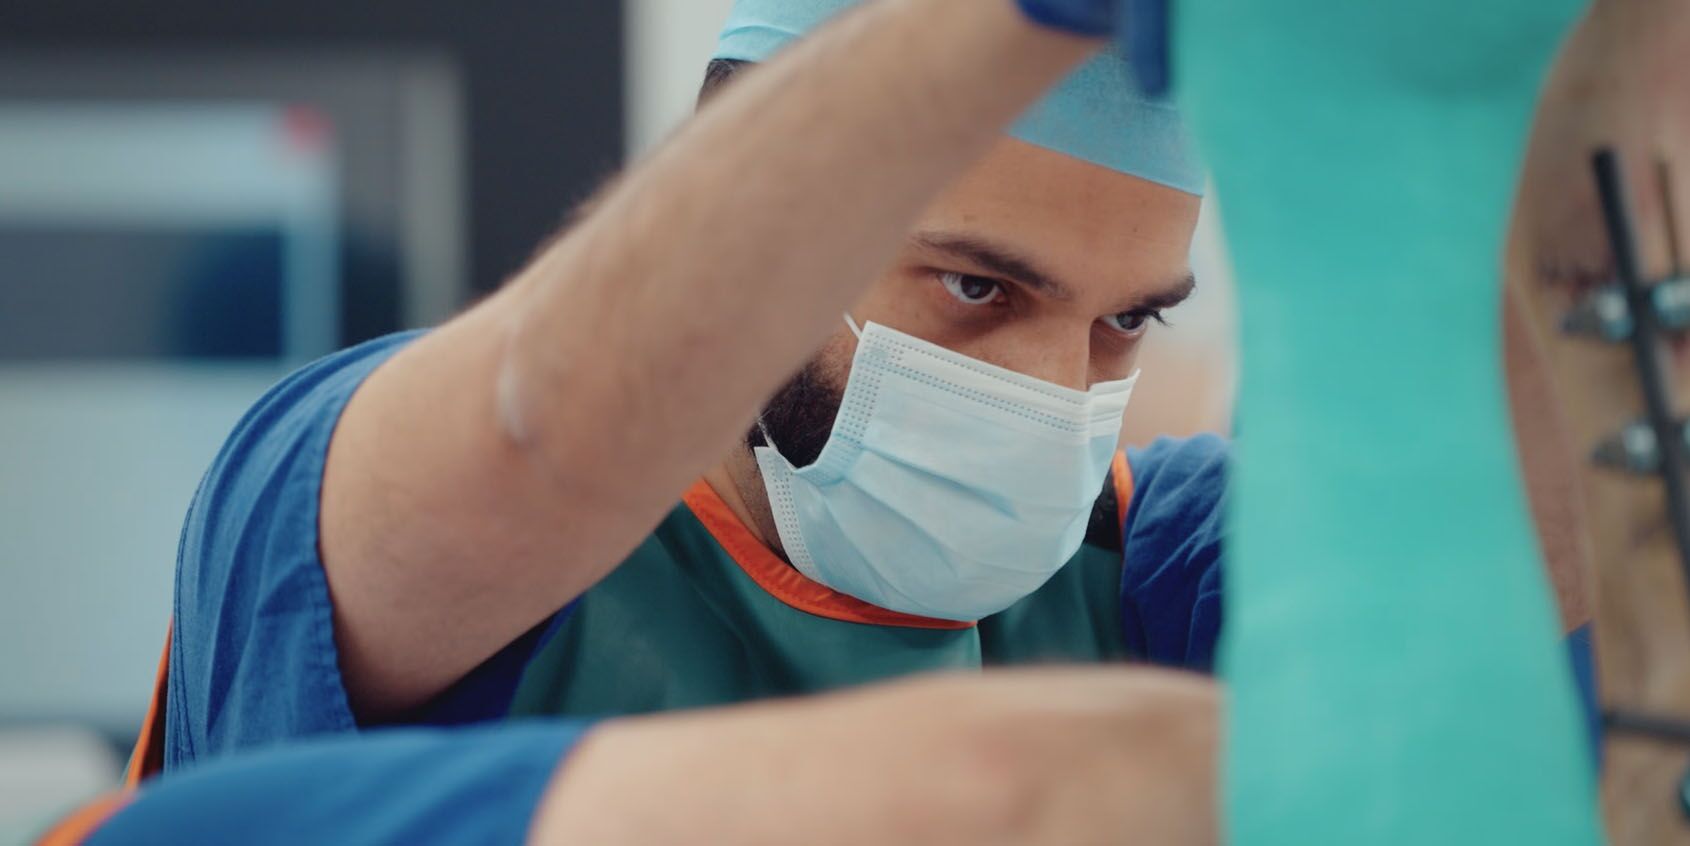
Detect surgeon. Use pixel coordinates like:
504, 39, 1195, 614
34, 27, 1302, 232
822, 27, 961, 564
150, 0, 1222, 761
40, 3, 1226, 840
40, 0, 1590, 841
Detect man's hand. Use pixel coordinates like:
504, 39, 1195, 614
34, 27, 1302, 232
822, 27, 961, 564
531, 668, 1218, 846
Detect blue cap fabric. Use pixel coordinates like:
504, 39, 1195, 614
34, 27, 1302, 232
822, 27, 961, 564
714, 0, 1205, 195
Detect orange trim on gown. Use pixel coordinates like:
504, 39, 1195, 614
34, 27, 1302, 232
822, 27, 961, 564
35, 792, 133, 846
124, 624, 171, 788
1112, 450, 1135, 530
682, 480, 975, 630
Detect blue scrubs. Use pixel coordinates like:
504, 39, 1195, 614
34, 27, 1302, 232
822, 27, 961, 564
1121, 435, 1228, 671
161, 332, 1235, 771
164, 332, 585, 771
49, 332, 1588, 843
83, 723, 585, 845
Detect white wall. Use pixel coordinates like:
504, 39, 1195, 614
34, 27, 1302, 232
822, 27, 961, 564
0, 366, 277, 727
625, 0, 736, 156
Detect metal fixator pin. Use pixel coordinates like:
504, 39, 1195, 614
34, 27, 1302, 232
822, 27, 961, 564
1649, 158, 1690, 334
1563, 284, 1635, 341
1561, 277, 1690, 341
1591, 418, 1690, 475
1654, 276, 1690, 331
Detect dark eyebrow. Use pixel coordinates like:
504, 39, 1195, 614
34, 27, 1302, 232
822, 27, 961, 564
913, 231, 1075, 300
913, 229, 1197, 313
1131, 273, 1198, 314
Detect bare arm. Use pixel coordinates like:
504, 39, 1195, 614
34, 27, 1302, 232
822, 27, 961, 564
319, 0, 1101, 716
530, 668, 1217, 846
62, 669, 1216, 844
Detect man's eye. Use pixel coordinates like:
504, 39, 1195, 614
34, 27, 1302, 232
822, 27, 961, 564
1102, 310, 1165, 336
939, 272, 1004, 306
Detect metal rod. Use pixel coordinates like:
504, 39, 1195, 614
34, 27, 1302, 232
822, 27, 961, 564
1593, 150, 1690, 610
1659, 158, 1683, 276
1606, 708, 1690, 746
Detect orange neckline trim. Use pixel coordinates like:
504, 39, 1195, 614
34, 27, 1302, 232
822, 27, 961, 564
37, 791, 132, 846
1112, 450, 1135, 530
682, 480, 975, 630
124, 623, 171, 788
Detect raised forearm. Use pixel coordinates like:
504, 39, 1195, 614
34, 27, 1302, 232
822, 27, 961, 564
319, 0, 1101, 714
502, 0, 1096, 513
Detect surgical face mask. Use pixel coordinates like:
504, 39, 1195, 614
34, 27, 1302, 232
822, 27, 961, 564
755, 316, 1137, 621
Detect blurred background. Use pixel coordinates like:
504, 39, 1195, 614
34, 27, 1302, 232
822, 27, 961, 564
0, 0, 1234, 836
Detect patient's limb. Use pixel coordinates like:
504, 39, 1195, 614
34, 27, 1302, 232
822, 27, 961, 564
61, 668, 1216, 845
1506, 1, 1690, 840
535, 668, 1220, 846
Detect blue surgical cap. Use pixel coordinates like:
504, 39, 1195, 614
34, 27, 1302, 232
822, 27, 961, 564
714, 0, 1205, 196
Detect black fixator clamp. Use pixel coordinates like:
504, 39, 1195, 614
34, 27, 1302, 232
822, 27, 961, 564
1563, 276, 1690, 342
1563, 284, 1634, 341
1593, 418, 1690, 475
1653, 276, 1690, 331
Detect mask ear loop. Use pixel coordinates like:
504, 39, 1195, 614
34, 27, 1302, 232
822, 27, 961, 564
759, 314, 864, 456
755, 416, 780, 455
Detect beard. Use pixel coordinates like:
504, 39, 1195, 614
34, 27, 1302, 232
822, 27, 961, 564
746, 357, 844, 468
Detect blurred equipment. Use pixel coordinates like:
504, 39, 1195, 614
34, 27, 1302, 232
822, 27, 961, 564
0, 726, 121, 842
0, 52, 467, 338
0, 53, 465, 742
0, 104, 340, 361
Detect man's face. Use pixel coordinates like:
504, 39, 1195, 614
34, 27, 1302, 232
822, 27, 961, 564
757, 137, 1203, 466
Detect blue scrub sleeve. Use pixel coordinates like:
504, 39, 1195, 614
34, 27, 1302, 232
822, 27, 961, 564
1119, 435, 1229, 672
1566, 623, 1600, 766
84, 722, 590, 846
166, 331, 573, 770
